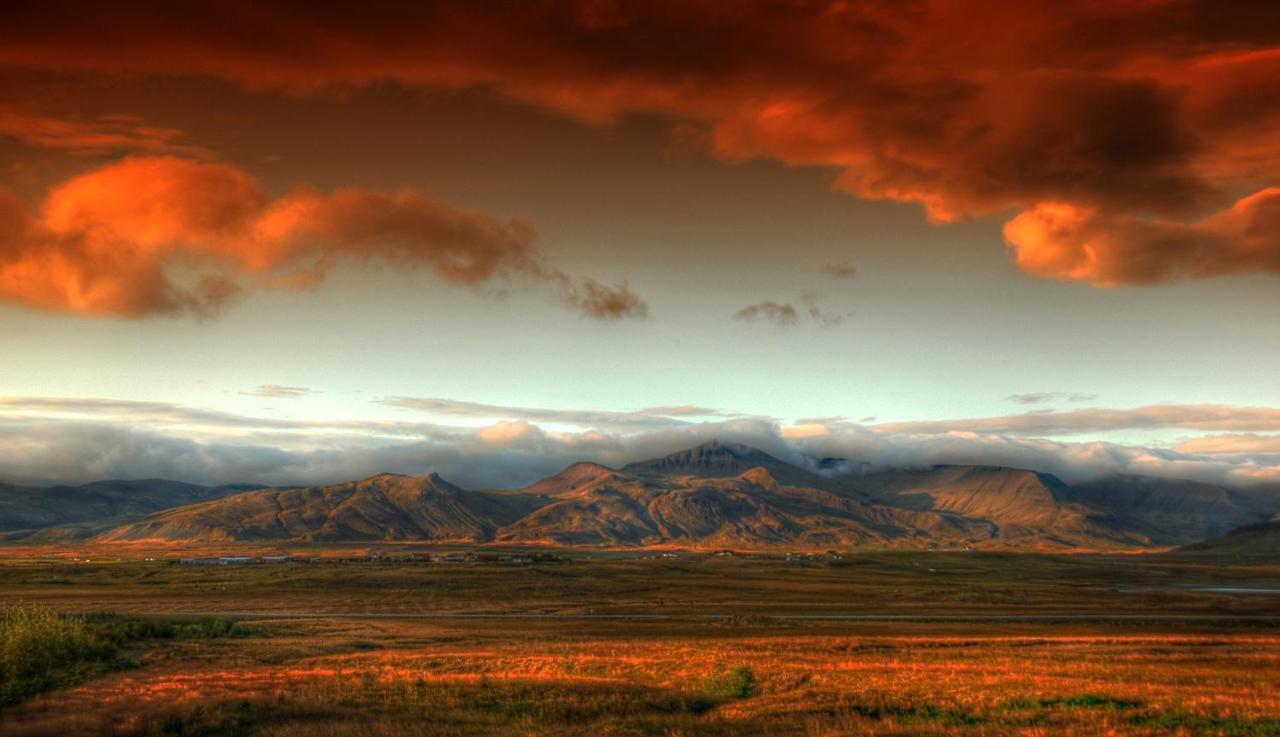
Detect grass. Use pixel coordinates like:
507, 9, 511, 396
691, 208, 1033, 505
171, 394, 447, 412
1132, 712, 1280, 736
0, 552, 1277, 735
0, 605, 245, 708
0, 550, 1277, 620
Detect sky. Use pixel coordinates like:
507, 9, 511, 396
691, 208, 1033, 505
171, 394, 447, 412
1, 1, 1279, 489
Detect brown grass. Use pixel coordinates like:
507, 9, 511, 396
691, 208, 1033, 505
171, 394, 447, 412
1, 552, 1278, 735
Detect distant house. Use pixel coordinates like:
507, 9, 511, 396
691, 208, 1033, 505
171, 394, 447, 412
180, 556, 256, 566
180, 557, 217, 565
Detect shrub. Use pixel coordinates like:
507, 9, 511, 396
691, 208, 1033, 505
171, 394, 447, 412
0, 606, 246, 708
703, 664, 756, 699
0, 605, 116, 706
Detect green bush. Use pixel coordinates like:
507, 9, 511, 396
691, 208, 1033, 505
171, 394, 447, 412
1, 606, 246, 708
0, 605, 116, 706
703, 664, 756, 699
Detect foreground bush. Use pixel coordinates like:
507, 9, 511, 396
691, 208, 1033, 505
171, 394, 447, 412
703, 664, 756, 699
0, 606, 115, 707
0, 606, 244, 708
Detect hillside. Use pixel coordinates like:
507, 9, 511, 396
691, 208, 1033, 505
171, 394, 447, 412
2, 441, 1272, 551
0, 479, 247, 540
499, 464, 986, 547
851, 466, 1149, 547
99, 473, 548, 543
1179, 519, 1280, 557
1069, 476, 1270, 545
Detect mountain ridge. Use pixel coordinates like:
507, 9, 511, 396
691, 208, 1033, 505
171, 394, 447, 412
4, 442, 1278, 551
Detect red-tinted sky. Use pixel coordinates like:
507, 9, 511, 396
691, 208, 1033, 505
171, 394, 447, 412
1, 1, 1278, 487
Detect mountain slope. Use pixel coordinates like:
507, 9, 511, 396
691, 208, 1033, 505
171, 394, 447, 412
499, 464, 988, 548
852, 465, 1147, 547
501, 468, 669, 545
0, 479, 246, 539
1179, 519, 1280, 557
99, 473, 548, 543
26, 441, 1275, 550
1069, 476, 1272, 545
623, 441, 835, 488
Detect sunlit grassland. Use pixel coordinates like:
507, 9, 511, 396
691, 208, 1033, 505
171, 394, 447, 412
1, 551, 1278, 735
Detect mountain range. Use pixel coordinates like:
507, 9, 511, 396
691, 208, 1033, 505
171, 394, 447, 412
3, 441, 1277, 551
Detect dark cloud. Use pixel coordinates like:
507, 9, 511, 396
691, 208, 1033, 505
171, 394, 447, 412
802, 294, 845, 327
734, 295, 844, 328
733, 301, 799, 328
557, 277, 649, 321
3, 2, 1277, 283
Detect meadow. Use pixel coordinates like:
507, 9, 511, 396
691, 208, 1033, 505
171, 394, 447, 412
0, 550, 1277, 735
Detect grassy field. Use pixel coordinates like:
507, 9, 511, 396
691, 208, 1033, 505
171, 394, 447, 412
1, 550, 1278, 735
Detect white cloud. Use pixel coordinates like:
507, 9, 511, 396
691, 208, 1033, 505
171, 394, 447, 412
1, 396, 1279, 489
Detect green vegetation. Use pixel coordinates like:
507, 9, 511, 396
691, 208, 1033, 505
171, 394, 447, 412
703, 664, 756, 699
0, 606, 116, 707
1043, 694, 1144, 710
1131, 712, 1280, 737
0, 605, 244, 708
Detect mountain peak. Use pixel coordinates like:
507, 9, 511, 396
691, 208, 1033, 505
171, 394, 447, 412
692, 439, 767, 456
622, 441, 784, 479
521, 461, 621, 496
359, 471, 458, 491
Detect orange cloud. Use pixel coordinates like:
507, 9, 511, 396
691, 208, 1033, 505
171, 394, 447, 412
1177, 434, 1280, 455
1005, 189, 1280, 285
0, 156, 645, 319
0, 108, 207, 156
1, 2, 1279, 284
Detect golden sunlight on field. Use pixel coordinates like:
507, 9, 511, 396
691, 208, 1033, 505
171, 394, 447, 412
4, 616, 1279, 736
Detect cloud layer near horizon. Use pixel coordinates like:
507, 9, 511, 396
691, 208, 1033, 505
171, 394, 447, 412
2, 395, 1279, 490
3, 1, 1279, 285
0, 156, 646, 320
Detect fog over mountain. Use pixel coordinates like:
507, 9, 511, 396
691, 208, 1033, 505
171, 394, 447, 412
4, 398, 1280, 494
